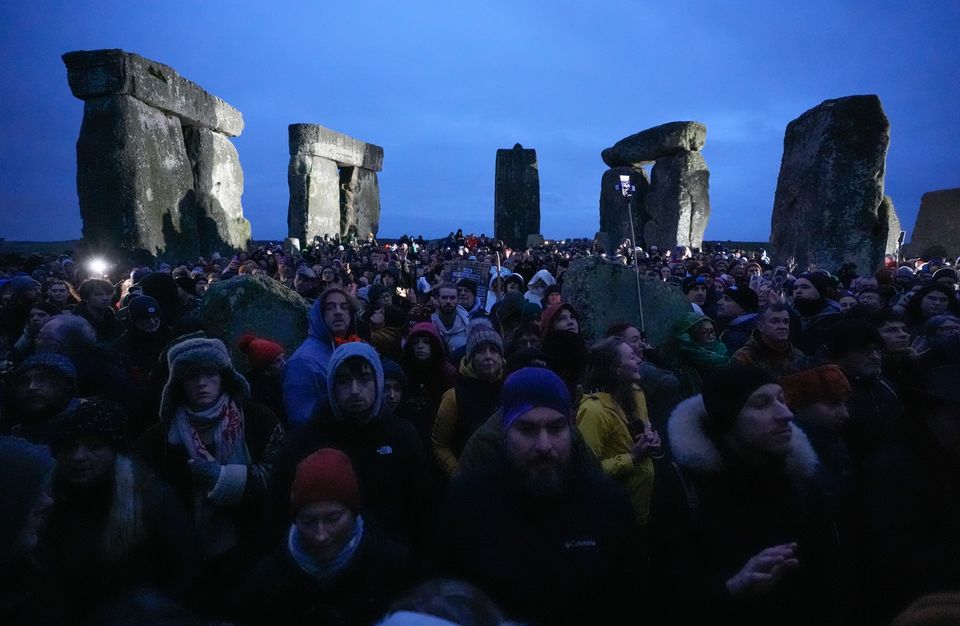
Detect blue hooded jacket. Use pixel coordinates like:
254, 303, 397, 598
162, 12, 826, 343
283, 294, 358, 428
325, 342, 384, 423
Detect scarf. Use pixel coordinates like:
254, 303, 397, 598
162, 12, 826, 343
334, 334, 363, 347
287, 515, 365, 587
169, 393, 251, 465
678, 335, 730, 370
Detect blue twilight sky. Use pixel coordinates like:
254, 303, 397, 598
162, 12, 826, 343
1, 1, 958, 244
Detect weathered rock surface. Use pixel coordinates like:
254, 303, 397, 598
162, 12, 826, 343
599, 167, 651, 248
289, 124, 383, 171
495, 143, 540, 250
76, 95, 196, 258
643, 151, 710, 250
561, 256, 690, 350
199, 274, 309, 372
64, 49, 251, 260
63, 49, 243, 137
907, 188, 960, 258
283, 237, 301, 256
288, 155, 342, 244
526, 233, 546, 248
770, 95, 891, 273
340, 167, 380, 238
879, 196, 902, 257
602, 121, 706, 168
183, 126, 250, 252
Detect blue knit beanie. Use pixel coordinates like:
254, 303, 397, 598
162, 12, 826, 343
501, 367, 572, 433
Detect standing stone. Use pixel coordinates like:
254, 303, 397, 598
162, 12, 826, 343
288, 155, 341, 245
288, 124, 383, 240
340, 167, 380, 239
64, 49, 250, 260
183, 127, 250, 253
599, 167, 650, 248
601, 121, 707, 167
283, 237, 301, 256
907, 188, 960, 258
879, 196, 902, 257
289, 124, 383, 171
643, 151, 710, 250
75, 95, 195, 258
495, 143, 540, 250
770, 95, 891, 273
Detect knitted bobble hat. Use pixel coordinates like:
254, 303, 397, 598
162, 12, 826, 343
237, 334, 284, 371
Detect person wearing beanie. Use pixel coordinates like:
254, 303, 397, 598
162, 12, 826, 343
789, 272, 842, 356
113, 295, 171, 399
650, 365, 837, 625
431, 282, 471, 357
237, 448, 414, 625
732, 304, 811, 378
399, 322, 457, 448
135, 337, 284, 599
541, 283, 562, 309
43, 398, 196, 620
435, 367, 642, 626
3, 352, 80, 443
432, 325, 505, 477
0, 436, 60, 623
673, 312, 730, 397
284, 286, 364, 429
826, 319, 906, 468
238, 334, 287, 427
682, 275, 710, 314
716, 285, 760, 353
380, 359, 407, 414
576, 337, 660, 525
269, 342, 427, 548
456, 278, 480, 315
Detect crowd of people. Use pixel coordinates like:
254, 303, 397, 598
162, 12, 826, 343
1, 229, 959, 625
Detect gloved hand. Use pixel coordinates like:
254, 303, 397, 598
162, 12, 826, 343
189, 460, 222, 494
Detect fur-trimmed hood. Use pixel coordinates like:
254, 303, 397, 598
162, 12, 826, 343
667, 395, 819, 480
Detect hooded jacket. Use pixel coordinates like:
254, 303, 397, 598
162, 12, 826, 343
524, 269, 556, 307
270, 343, 428, 545
650, 395, 839, 625
576, 390, 655, 525
283, 293, 360, 429
400, 323, 457, 445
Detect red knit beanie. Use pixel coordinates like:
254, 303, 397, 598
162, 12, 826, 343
290, 448, 361, 514
237, 334, 284, 371
780, 365, 852, 410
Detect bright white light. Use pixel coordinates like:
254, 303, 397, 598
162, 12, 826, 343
87, 258, 108, 275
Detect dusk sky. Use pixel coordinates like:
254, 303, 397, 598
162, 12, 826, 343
1, 1, 958, 244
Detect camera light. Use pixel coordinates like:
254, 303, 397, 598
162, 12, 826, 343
86, 257, 109, 276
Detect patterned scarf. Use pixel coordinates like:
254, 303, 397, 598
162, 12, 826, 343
287, 515, 365, 587
169, 393, 251, 465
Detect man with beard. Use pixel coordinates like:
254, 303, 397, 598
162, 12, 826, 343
435, 367, 641, 625
789, 272, 841, 355
1, 353, 79, 442
431, 282, 470, 357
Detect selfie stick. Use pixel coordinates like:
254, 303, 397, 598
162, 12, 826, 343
617, 175, 647, 341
